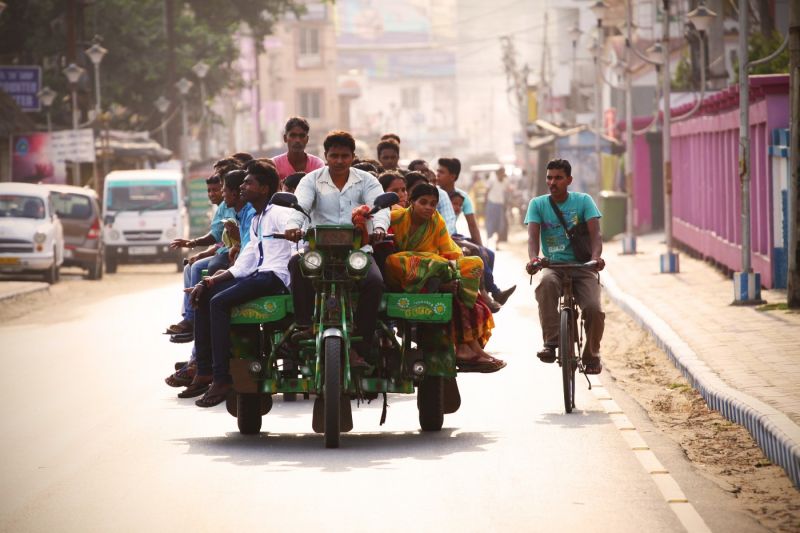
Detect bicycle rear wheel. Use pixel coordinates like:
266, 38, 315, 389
560, 308, 576, 413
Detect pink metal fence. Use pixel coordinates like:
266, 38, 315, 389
665, 75, 788, 288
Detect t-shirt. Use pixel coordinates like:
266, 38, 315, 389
272, 152, 325, 181
454, 187, 474, 216
524, 192, 601, 262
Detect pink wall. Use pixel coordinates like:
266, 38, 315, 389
668, 75, 789, 287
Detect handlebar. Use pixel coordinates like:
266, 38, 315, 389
544, 260, 598, 269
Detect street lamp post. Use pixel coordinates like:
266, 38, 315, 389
621, 1, 636, 254
175, 77, 193, 178
63, 63, 84, 186
85, 42, 107, 117
590, 1, 608, 196
37, 86, 56, 133
154, 96, 170, 149
192, 61, 210, 160
568, 25, 582, 122
656, 0, 679, 273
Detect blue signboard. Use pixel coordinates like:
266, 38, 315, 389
0, 66, 42, 112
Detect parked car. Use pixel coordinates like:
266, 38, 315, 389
0, 182, 64, 284
48, 184, 104, 280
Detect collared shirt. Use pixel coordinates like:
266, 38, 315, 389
273, 152, 325, 181
227, 204, 294, 287
211, 201, 237, 255
286, 166, 390, 232
436, 186, 457, 235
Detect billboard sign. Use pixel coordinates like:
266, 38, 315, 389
0, 66, 42, 112
12, 129, 96, 184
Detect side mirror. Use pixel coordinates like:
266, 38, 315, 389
369, 192, 399, 214
270, 192, 298, 208
103, 214, 115, 226
270, 192, 311, 220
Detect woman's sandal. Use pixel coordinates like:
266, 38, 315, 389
457, 355, 506, 374
195, 382, 233, 408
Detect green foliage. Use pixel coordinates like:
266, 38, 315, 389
748, 31, 789, 75
671, 52, 693, 92
0, 0, 303, 130
733, 30, 790, 82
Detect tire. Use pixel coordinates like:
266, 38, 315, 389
105, 252, 117, 274
87, 254, 103, 280
237, 393, 263, 435
417, 376, 444, 431
323, 337, 342, 448
560, 308, 576, 413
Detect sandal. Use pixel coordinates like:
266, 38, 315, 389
178, 375, 211, 398
195, 382, 233, 408
457, 355, 506, 374
583, 354, 603, 375
165, 319, 192, 335
165, 363, 196, 387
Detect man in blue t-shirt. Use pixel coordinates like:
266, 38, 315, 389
523, 158, 606, 374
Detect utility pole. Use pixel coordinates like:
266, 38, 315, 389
788, 0, 800, 307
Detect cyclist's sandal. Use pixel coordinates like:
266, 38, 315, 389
457, 355, 507, 373
582, 354, 603, 375
536, 346, 557, 364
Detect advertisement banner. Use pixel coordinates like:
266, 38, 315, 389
11, 129, 96, 184
11, 133, 66, 183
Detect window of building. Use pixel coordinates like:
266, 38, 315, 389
298, 89, 323, 119
297, 27, 322, 68
401, 87, 420, 109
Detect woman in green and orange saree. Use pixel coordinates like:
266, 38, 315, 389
384, 183, 505, 373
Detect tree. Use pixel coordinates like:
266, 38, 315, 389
0, 0, 303, 131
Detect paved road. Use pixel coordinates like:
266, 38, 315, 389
0, 261, 760, 532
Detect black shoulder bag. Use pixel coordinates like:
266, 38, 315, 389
548, 196, 592, 263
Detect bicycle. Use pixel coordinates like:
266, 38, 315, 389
529, 259, 599, 413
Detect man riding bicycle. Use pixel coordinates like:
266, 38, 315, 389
524, 159, 606, 375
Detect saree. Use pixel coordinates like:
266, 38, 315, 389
385, 207, 493, 346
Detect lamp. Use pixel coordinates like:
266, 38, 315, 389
687, 2, 717, 33
38, 86, 56, 133
62, 63, 84, 186
154, 96, 170, 147
85, 42, 107, 115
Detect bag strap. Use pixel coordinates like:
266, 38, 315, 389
548, 195, 574, 238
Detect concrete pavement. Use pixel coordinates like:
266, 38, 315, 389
600, 233, 800, 488
0, 281, 49, 302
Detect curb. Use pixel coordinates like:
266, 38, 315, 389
0, 283, 49, 302
602, 271, 800, 489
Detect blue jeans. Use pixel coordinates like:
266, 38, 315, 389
182, 256, 212, 322
194, 271, 289, 383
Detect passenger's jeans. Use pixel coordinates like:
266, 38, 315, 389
194, 271, 289, 383
535, 267, 605, 357
182, 256, 212, 322
289, 252, 384, 355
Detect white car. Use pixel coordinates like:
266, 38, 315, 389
0, 182, 64, 284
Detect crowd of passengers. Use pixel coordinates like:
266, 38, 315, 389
164, 117, 520, 408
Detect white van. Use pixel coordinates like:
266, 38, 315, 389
102, 169, 188, 273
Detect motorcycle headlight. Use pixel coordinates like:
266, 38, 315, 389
302, 250, 323, 272
33, 232, 47, 244
347, 250, 370, 274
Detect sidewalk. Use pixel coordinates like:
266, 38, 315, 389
0, 281, 49, 302
601, 232, 800, 487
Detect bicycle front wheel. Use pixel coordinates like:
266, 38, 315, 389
560, 308, 576, 413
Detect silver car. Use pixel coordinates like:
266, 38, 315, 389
0, 182, 65, 284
